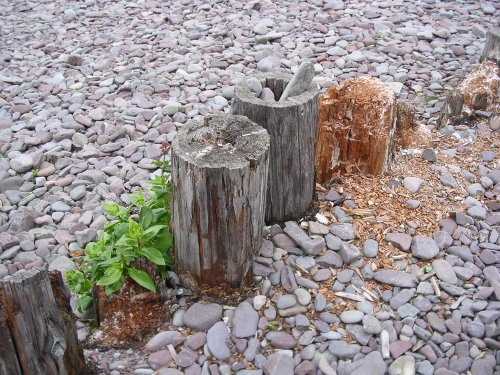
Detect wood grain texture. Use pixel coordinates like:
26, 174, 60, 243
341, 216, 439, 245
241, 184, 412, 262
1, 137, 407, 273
232, 72, 319, 223
480, 28, 500, 65
2, 267, 87, 375
0, 284, 22, 375
315, 77, 396, 182
172, 114, 270, 287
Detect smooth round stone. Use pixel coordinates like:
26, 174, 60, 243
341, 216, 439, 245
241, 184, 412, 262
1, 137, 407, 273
276, 294, 297, 309
340, 310, 364, 324
294, 288, 311, 306
253, 295, 267, 311
363, 239, 379, 257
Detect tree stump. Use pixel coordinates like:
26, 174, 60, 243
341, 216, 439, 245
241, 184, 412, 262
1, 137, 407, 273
315, 77, 397, 183
480, 28, 500, 66
232, 72, 319, 222
1, 267, 87, 375
172, 114, 270, 287
392, 100, 432, 150
437, 61, 499, 128
0, 284, 22, 375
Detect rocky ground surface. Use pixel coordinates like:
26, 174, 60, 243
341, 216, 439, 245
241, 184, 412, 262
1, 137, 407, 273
1, 0, 499, 374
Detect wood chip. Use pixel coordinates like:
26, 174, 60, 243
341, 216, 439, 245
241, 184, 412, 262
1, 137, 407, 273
334, 292, 365, 302
167, 344, 178, 362
430, 276, 441, 297
450, 295, 467, 310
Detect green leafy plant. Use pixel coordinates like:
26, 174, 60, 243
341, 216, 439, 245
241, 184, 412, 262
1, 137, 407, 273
66, 142, 174, 313
31, 168, 39, 177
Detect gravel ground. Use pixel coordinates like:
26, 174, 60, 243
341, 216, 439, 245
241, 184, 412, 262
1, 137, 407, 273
1, 0, 499, 374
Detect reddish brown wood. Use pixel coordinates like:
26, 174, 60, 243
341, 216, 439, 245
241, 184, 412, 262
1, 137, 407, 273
0, 284, 22, 375
315, 77, 397, 183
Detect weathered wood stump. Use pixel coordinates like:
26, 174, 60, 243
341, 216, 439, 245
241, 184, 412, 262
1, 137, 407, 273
480, 28, 500, 66
172, 114, 270, 287
232, 72, 319, 222
0, 284, 22, 375
315, 77, 397, 183
1, 267, 87, 375
393, 100, 432, 150
437, 61, 499, 128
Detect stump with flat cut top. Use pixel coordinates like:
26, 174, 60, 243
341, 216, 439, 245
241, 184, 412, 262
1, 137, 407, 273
232, 72, 319, 222
172, 114, 270, 287
1, 267, 87, 375
480, 28, 500, 66
315, 76, 397, 183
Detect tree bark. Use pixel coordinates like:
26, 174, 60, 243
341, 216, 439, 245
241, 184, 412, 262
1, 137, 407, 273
0, 285, 22, 375
1, 267, 87, 375
172, 114, 270, 287
480, 28, 500, 66
232, 72, 319, 222
315, 77, 397, 183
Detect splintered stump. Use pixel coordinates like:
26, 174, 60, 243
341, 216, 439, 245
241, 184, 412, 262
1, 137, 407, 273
437, 61, 499, 128
232, 72, 319, 222
172, 114, 270, 287
480, 28, 500, 65
1, 267, 86, 375
315, 77, 396, 183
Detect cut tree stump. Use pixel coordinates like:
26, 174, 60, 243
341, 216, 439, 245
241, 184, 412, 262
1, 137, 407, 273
1, 267, 87, 375
315, 77, 397, 183
172, 114, 270, 287
232, 72, 319, 222
480, 28, 500, 65
437, 61, 499, 128
392, 100, 432, 150
0, 284, 22, 375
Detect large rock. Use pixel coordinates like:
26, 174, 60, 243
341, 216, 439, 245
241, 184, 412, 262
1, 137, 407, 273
374, 270, 418, 288
262, 352, 294, 375
207, 321, 230, 360
385, 233, 412, 251
432, 259, 458, 284
232, 302, 259, 338
411, 236, 440, 259
183, 303, 222, 331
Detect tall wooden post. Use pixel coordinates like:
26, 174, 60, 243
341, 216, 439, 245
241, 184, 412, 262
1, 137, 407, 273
232, 72, 319, 222
172, 114, 270, 287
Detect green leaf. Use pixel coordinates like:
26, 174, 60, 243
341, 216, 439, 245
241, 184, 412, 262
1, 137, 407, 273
115, 235, 137, 248
78, 295, 94, 312
112, 222, 130, 242
139, 247, 166, 266
96, 267, 123, 286
144, 224, 167, 237
105, 278, 124, 296
103, 203, 120, 217
140, 206, 154, 228
129, 192, 145, 206
153, 230, 173, 251
128, 219, 143, 240
128, 268, 156, 293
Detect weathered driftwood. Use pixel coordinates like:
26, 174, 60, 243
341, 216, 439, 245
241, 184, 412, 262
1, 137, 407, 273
480, 28, 500, 65
315, 77, 397, 182
232, 72, 319, 222
172, 114, 270, 287
437, 61, 499, 128
1, 267, 86, 375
